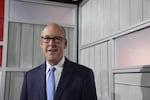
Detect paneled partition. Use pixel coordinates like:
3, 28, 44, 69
80, 0, 150, 46
79, 0, 150, 100
80, 42, 112, 100
7, 22, 76, 68
5, 72, 24, 100
114, 72, 150, 100
7, 23, 45, 68
1, 0, 77, 100
113, 26, 150, 100
4, 22, 76, 100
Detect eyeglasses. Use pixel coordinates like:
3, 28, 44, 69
41, 36, 65, 43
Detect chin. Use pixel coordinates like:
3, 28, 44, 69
47, 56, 58, 61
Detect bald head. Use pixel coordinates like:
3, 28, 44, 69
41, 23, 66, 38
40, 23, 67, 65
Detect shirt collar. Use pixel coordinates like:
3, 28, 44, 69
46, 57, 65, 73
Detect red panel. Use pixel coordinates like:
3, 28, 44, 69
0, 0, 4, 17
0, 46, 2, 67
0, 19, 4, 41
0, 0, 4, 41
0, 0, 4, 67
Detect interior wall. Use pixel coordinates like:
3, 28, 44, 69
1, 0, 77, 100
9, 0, 76, 25
79, 0, 150, 100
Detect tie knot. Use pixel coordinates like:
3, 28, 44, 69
50, 67, 56, 72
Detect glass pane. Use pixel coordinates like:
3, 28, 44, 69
115, 26, 150, 68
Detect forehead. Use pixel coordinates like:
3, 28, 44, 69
42, 24, 63, 36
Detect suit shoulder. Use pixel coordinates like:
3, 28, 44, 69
26, 63, 45, 75
68, 60, 93, 74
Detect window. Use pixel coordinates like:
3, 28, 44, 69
115, 27, 150, 68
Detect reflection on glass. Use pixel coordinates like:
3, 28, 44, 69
115, 27, 150, 68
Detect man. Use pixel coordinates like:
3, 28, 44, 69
20, 23, 97, 100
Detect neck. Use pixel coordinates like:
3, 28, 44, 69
48, 57, 63, 66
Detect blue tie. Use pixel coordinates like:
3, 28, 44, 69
46, 66, 56, 100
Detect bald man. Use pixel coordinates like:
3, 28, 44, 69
20, 23, 97, 100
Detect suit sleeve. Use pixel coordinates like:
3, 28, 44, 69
81, 70, 97, 100
20, 73, 28, 100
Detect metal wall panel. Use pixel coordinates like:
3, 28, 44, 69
103, 0, 111, 36
68, 28, 77, 62
5, 72, 24, 100
115, 73, 150, 87
115, 84, 143, 100
96, 0, 103, 41
7, 23, 21, 67
91, 0, 96, 42
86, 1, 91, 44
110, 0, 119, 33
119, 0, 130, 29
130, 0, 142, 25
80, 48, 89, 67
101, 42, 109, 100
64, 27, 76, 62
20, 23, 33, 68
89, 47, 95, 70
143, 0, 150, 20
94, 45, 102, 100
81, 4, 86, 45
115, 82, 150, 100
64, 27, 69, 58
33, 24, 45, 67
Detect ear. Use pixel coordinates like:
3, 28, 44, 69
64, 39, 67, 49
40, 40, 43, 48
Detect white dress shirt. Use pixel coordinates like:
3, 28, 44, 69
46, 57, 65, 91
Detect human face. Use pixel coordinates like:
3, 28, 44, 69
40, 24, 67, 65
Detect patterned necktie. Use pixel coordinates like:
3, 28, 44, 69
46, 66, 56, 100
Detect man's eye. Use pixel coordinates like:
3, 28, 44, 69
44, 37, 50, 40
55, 37, 62, 40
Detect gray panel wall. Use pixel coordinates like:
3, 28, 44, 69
79, 0, 150, 100
7, 23, 45, 68
80, 0, 150, 45
5, 22, 76, 100
80, 42, 110, 100
1, 1, 77, 100
114, 72, 150, 100
5, 72, 24, 100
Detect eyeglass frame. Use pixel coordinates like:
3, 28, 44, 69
41, 36, 66, 43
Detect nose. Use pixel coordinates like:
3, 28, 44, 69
48, 39, 56, 46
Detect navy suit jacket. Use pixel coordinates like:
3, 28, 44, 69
20, 58, 97, 100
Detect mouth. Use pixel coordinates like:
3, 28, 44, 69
47, 48, 58, 53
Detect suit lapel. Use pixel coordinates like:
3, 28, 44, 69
54, 59, 72, 100
39, 63, 47, 100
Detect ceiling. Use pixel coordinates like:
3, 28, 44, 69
47, 0, 83, 5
